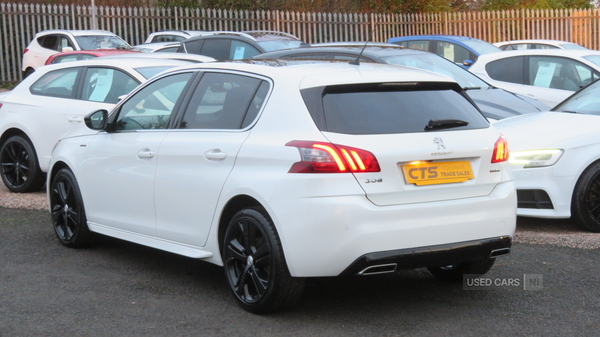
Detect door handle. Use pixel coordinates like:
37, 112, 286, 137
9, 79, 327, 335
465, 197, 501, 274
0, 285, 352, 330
137, 149, 155, 159
204, 150, 227, 160
68, 117, 83, 122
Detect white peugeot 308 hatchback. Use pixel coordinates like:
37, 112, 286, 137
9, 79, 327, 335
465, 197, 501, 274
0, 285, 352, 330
47, 59, 516, 313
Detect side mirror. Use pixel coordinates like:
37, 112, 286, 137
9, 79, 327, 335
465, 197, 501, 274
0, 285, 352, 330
84, 109, 108, 130
62, 47, 74, 52
462, 59, 474, 67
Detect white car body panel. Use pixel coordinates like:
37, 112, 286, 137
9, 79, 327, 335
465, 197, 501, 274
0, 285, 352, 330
493, 39, 587, 50
48, 61, 516, 277
22, 29, 130, 72
469, 49, 600, 108
494, 111, 600, 218
80, 131, 167, 236
0, 58, 192, 176
154, 130, 250, 246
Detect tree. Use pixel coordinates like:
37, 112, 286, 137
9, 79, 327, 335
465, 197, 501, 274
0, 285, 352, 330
482, 0, 592, 9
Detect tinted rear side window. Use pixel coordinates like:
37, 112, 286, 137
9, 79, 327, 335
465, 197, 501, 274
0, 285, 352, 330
302, 83, 488, 134
39, 35, 58, 50
485, 56, 524, 84
182, 40, 204, 54
200, 39, 230, 60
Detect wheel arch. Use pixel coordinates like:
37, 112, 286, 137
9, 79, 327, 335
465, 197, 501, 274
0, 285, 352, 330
217, 195, 264, 251
22, 67, 35, 79
1, 128, 43, 167
48, 160, 71, 184
1, 128, 31, 146
571, 157, 600, 201
570, 158, 600, 231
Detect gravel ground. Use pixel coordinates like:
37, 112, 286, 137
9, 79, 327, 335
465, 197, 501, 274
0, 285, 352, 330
0, 183, 48, 211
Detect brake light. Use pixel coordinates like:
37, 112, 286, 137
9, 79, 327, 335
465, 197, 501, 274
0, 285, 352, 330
491, 135, 509, 163
286, 140, 380, 173
23, 48, 29, 55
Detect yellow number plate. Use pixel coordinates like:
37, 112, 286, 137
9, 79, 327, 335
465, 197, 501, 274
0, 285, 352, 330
402, 161, 474, 186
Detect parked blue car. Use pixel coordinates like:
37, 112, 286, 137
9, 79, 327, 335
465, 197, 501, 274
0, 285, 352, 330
387, 35, 501, 68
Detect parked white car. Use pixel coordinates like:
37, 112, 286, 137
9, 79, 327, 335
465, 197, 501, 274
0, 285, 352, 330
469, 49, 600, 107
144, 30, 306, 52
494, 78, 600, 232
144, 30, 211, 43
0, 58, 193, 192
132, 41, 181, 53
494, 39, 588, 51
102, 52, 216, 63
22, 29, 131, 78
47, 60, 516, 313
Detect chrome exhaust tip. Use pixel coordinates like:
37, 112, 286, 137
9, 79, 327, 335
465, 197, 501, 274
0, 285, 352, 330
357, 263, 398, 275
490, 248, 511, 258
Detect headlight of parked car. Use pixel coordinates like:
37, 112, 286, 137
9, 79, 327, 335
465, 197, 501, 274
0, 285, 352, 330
509, 149, 564, 168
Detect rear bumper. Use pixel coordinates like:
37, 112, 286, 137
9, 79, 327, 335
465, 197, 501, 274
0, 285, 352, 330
340, 236, 512, 276
269, 180, 516, 277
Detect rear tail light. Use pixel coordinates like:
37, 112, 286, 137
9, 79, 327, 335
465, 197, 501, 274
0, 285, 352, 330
286, 140, 381, 173
491, 135, 509, 163
23, 48, 29, 55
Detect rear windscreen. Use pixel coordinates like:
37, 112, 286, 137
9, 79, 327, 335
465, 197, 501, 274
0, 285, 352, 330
302, 82, 489, 134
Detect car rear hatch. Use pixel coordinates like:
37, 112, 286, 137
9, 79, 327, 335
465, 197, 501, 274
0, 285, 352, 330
301, 81, 509, 206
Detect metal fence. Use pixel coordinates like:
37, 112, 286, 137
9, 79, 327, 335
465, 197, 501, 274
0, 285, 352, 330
2, 2, 600, 83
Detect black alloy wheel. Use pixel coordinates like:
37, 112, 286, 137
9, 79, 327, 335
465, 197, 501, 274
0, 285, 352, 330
49, 168, 94, 248
0, 135, 45, 192
572, 161, 600, 232
222, 208, 305, 314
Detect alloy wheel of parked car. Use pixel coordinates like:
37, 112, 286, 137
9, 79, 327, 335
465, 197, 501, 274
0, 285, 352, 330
0, 135, 45, 193
49, 168, 94, 248
572, 162, 600, 232
222, 208, 305, 314
427, 257, 496, 281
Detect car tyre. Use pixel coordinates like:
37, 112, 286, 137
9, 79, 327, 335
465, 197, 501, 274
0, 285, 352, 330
572, 161, 600, 232
222, 207, 305, 314
49, 168, 94, 248
0, 135, 46, 192
22, 68, 35, 79
427, 257, 496, 281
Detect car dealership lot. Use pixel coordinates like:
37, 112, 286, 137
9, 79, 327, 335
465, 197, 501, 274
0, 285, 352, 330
1, 206, 599, 336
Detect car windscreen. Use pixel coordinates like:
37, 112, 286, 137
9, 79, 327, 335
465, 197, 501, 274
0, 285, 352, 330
553, 79, 600, 115
302, 82, 489, 134
461, 39, 501, 55
75, 35, 131, 50
134, 65, 187, 79
380, 54, 489, 89
258, 40, 305, 52
561, 43, 588, 50
582, 55, 600, 68
132, 47, 153, 52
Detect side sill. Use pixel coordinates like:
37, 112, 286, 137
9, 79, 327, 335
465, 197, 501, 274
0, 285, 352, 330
88, 222, 213, 259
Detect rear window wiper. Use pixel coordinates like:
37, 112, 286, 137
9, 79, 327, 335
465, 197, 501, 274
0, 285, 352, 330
426, 119, 469, 130
462, 86, 481, 91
